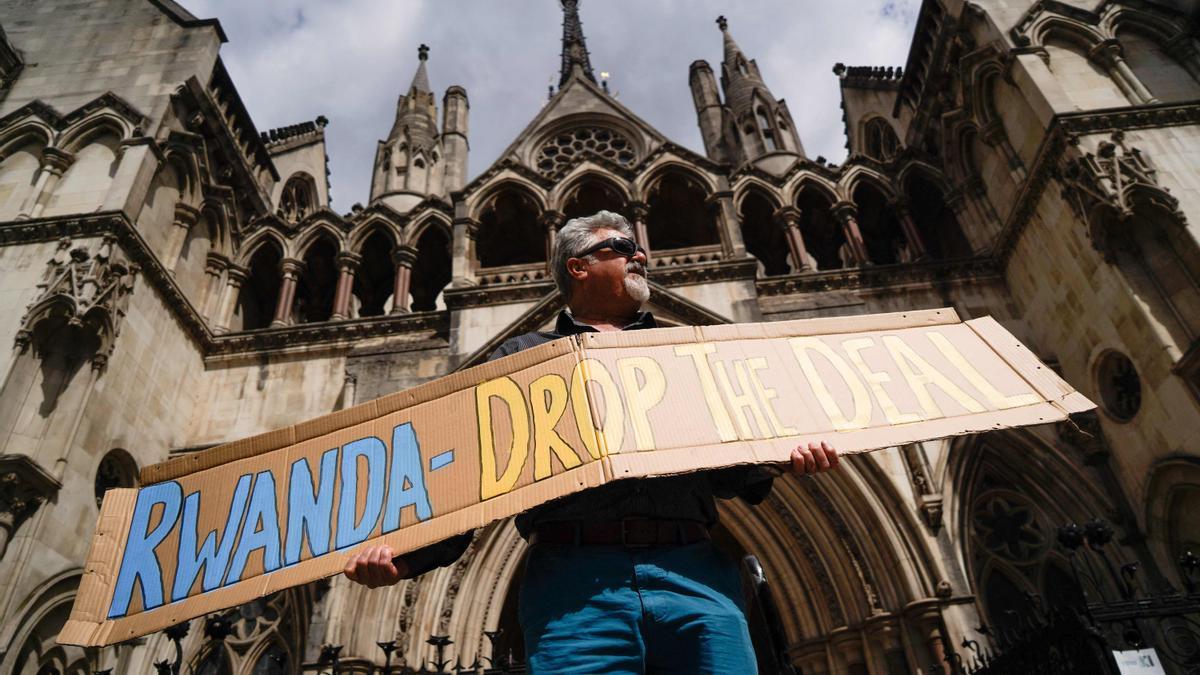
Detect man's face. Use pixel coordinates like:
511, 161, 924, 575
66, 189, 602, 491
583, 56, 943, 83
571, 228, 649, 308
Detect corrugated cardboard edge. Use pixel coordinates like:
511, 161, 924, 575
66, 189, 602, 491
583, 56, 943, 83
59, 488, 138, 647
139, 338, 580, 485
964, 316, 1094, 415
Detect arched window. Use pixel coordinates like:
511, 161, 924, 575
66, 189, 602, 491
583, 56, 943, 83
645, 171, 719, 250
0, 136, 44, 220
411, 225, 452, 311
905, 173, 973, 260
1044, 37, 1129, 109
477, 187, 544, 267
236, 242, 282, 331
851, 183, 905, 265
863, 118, 899, 161
1119, 28, 1200, 103
294, 234, 338, 323
45, 131, 120, 218
352, 228, 396, 317
279, 173, 318, 223
562, 177, 625, 221
795, 186, 843, 270
738, 189, 789, 276
756, 107, 777, 152
94, 448, 137, 508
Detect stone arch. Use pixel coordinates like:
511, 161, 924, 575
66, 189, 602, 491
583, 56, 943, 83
556, 172, 629, 221
234, 237, 284, 331
293, 229, 340, 324
947, 429, 1114, 633
736, 185, 790, 276
235, 228, 288, 269
280, 171, 319, 223
902, 166, 973, 260
1026, 16, 1106, 53
1102, 4, 1183, 45
1116, 24, 1200, 103
1043, 33, 1129, 109
475, 182, 548, 268
409, 215, 452, 312
43, 129, 121, 218
635, 160, 719, 201
0, 126, 48, 220
861, 116, 900, 161
0, 571, 89, 675
1144, 456, 1200, 586
850, 179, 906, 265
348, 217, 401, 252
643, 167, 720, 250
351, 221, 398, 318
93, 447, 137, 508
293, 221, 347, 261
793, 181, 844, 271
53, 113, 131, 154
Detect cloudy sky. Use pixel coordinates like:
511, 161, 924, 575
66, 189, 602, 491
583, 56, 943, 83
181, 1, 919, 209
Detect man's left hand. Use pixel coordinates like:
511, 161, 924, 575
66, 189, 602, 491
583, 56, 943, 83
790, 441, 839, 476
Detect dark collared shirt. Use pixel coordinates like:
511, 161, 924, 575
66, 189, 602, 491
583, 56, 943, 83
401, 310, 775, 576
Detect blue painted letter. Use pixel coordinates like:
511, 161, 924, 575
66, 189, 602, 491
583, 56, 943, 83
335, 437, 386, 549
107, 481, 183, 618
383, 423, 433, 532
227, 472, 281, 583
284, 449, 337, 565
172, 474, 252, 601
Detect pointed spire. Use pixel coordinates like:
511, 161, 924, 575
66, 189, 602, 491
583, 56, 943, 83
410, 43, 431, 94
717, 15, 750, 74
559, 0, 596, 87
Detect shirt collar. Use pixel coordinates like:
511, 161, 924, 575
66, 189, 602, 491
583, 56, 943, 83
555, 309, 657, 336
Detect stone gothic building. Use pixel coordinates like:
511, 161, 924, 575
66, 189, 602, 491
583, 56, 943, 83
0, 0, 1197, 672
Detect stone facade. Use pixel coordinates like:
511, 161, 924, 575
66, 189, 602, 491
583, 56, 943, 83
0, 0, 1196, 673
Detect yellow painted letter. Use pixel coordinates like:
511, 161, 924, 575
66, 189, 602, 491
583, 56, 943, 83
617, 356, 667, 450
747, 357, 798, 437
530, 373, 582, 480
882, 335, 985, 418
570, 359, 625, 457
714, 359, 772, 439
673, 343, 738, 442
476, 376, 530, 500
842, 337, 922, 425
788, 337, 872, 431
927, 332, 1039, 409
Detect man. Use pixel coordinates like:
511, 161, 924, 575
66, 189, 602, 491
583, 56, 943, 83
345, 210, 840, 673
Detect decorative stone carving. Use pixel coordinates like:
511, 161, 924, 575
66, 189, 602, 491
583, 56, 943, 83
13, 235, 139, 373
535, 126, 636, 175
0, 454, 61, 561
1057, 131, 1183, 262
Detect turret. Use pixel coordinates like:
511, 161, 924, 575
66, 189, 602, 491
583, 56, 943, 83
689, 60, 727, 163
441, 85, 469, 193
715, 16, 804, 165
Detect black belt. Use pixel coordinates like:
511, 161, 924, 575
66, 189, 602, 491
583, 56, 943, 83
528, 518, 710, 548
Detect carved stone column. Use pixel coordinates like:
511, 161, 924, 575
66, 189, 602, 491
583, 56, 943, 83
1089, 39, 1157, 104
214, 265, 247, 334
330, 251, 361, 321
772, 205, 812, 272
889, 197, 928, 261
0, 455, 61, 561
201, 252, 229, 321
391, 245, 418, 314
626, 200, 651, 261
19, 147, 75, 219
164, 203, 200, 273
450, 214, 478, 287
271, 258, 304, 327
706, 190, 747, 258
539, 209, 565, 275
832, 201, 870, 266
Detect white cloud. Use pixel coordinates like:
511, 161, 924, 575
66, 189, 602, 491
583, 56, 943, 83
180, 1, 917, 209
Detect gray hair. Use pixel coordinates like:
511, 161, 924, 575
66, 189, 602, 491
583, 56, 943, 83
552, 210, 635, 297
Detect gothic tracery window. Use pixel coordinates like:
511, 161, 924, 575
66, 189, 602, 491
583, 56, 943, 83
279, 174, 318, 223
536, 127, 636, 175
863, 118, 899, 161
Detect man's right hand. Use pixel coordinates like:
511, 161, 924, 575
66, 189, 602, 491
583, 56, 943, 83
343, 545, 409, 588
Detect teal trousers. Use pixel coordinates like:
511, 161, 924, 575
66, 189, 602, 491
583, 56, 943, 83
518, 541, 758, 674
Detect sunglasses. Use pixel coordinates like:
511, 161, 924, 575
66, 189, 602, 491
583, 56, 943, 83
574, 237, 647, 259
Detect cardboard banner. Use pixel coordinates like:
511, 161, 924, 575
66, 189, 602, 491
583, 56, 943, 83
60, 309, 1093, 647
